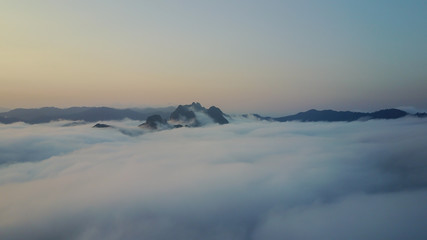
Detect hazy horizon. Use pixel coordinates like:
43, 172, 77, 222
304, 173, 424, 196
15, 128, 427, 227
1, 102, 426, 117
1, 1, 427, 239
1, 1, 426, 114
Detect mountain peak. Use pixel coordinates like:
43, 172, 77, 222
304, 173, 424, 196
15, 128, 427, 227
139, 115, 166, 130
191, 102, 203, 110
170, 105, 198, 126
207, 106, 229, 125
142, 102, 228, 129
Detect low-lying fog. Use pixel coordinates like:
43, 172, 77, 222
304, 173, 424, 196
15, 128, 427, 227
1, 118, 426, 240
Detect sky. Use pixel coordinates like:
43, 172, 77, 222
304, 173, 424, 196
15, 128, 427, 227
1, 118, 427, 239
1, 0, 426, 115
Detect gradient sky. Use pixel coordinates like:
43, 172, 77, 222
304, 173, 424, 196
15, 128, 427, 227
1, 0, 426, 115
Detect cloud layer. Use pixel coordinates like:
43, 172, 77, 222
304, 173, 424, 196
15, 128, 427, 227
1, 118, 427, 239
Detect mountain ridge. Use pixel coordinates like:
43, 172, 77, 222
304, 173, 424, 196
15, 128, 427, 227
1, 104, 425, 125
139, 102, 229, 130
0, 106, 175, 124
271, 108, 411, 122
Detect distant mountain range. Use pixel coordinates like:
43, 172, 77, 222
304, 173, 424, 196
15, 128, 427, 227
0, 104, 425, 125
267, 108, 416, 122
249, 108, 426, 122
0, 106, 175, 124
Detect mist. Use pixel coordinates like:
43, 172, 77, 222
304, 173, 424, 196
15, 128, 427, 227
1, 118, 426, 239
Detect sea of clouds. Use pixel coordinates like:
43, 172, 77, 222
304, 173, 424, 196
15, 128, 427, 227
1, 118, 427, 240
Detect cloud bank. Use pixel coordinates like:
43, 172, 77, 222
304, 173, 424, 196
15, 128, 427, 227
1, 118, 427, 239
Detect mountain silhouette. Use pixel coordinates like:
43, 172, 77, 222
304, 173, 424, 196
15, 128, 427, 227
0, 106, 174, 124
1, 104, 424, 126
138, 115, 166, 130
207, 106, 229, 124
140, 102, 229, 129
273, 108, 410, 122
170, 104, 199, 126
92, 123, 112, 128
168, 102, 228, 126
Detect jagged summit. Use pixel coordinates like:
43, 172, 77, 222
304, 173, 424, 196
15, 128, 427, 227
170, 105, 199, 126
169, 102, 229, 126
189, 102, 204, 111
140, 102, 229, 130
207, 106, 228, 125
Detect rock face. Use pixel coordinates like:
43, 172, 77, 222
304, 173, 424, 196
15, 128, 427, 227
139, 114, 166, 130
188, 102, 204, 112
170, 105, 198, 125
142, 102, 229, 130
169, 102, 229, 126
207, 106, 229, 124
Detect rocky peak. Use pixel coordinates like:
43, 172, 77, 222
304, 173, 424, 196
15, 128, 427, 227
207, 106, 229, 124
190, 102, 204, 111
139, 114, 166, 130
170, 105, 197, 123
140, 102, 229, 130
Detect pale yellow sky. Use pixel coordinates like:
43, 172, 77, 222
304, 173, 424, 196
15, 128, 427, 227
1, 1, 426, 114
